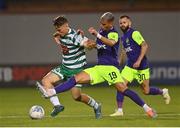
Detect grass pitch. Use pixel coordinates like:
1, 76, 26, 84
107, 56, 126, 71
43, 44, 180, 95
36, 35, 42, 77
0, 85, 180, 127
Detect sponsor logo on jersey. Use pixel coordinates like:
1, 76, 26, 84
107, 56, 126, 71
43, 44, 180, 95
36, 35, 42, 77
97, 44, 106, 49
125, 46, 133, 52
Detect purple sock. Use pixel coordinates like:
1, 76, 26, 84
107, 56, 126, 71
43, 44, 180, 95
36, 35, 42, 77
123, 89, 145, 107
149, 87, 163, 95
116, 91, 124, 108
55, 76, 76, 94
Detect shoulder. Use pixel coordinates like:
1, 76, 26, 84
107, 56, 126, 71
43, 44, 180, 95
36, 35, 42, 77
132, 30, 144, 40
132, 30, 141, 37
66, 29, 78, 40
108, 27, 119, 36
132, 30, 145, 45
108, 32, 119, 42
110, 27, 119, 33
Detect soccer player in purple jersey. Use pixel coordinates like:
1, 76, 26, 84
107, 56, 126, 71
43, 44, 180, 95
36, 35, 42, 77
110, 15, 171, 117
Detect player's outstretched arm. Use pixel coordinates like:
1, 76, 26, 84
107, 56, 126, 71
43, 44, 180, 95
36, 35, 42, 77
53, 31, 61, 45
76, 29, 96, 50
83, 39, 96, 50
88, 27, 117, 47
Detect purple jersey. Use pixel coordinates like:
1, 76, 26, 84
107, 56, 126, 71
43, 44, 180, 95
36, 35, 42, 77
121, 28, 149, 70
96, 27, 120, 68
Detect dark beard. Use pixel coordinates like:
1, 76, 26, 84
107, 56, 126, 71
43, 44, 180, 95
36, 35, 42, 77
121, 26, 129, 33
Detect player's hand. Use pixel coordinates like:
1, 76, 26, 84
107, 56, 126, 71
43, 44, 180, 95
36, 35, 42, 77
84, 39, 96, 50
54, 37, 61, 45
77, 29, 84, 36
53, 31, 60, 37
88, 27, 98, 36
53, 32, 61, 45
133, 60, 141, 68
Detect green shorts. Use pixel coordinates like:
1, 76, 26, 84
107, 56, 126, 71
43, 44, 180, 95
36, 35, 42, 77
51, 64, 83, 87
84, 65, 124, 85
121, 66, 150, 84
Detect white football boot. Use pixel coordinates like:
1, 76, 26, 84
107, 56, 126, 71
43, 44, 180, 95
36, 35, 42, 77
36, 81, 49, 98
162, 88, 171, 104
110, 109, 124, 117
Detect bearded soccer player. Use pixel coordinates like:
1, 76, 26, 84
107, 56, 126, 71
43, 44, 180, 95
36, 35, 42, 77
110, 15, 171, 117
36, 15, 101, 118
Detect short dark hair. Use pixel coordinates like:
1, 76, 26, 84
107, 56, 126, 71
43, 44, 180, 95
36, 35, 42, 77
120, 15, 131, 20
53, 15, 68, 27
100, 12, 114, 22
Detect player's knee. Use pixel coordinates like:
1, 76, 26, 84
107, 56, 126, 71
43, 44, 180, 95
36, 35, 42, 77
142, 90, 149, 95
74, 76, 80, 83
115, 83, 128, 93
74, 71, 90, 83
73, 95, 82, 101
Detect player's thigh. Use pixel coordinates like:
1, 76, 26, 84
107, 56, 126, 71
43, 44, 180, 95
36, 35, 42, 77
121, 66, 135, 83
42, 71, 61, 88
51, 66, 64, 80
140, 79, 150, 94
75, 71, 91, 84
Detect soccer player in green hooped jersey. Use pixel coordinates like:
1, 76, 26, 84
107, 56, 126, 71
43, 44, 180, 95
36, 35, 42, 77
110, 15, 171, 117
36, 15, 101, 118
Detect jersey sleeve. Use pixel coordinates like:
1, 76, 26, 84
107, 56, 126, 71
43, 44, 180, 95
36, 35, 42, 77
107, 32, 119, 42
132, 31, 145, 45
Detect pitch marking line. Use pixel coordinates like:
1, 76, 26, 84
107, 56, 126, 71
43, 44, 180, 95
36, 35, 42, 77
0, 113, 180, 119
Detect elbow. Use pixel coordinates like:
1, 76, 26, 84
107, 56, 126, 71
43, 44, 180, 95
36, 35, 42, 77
109, 41, 116, 47
146, 43, 149, 50
109, 43, 114, 47
145, 44, 149, 50
142, 42, 148, 50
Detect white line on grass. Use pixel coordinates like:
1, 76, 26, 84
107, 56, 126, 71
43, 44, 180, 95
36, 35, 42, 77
0, 113, 180, 119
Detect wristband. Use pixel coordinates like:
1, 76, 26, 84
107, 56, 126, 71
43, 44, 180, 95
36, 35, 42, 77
97, 33, 102, 39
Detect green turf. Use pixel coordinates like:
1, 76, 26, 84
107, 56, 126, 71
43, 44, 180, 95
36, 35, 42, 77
0, 85, 180, 127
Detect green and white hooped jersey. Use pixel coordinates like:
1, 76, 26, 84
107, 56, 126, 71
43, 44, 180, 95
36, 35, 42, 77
59, 29, 87, 69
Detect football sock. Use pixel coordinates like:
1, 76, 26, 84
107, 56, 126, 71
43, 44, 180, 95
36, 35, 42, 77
50, 96, 61, 106
88, 97, 99, 109
47, 88, 61, 106
47, 88, 56, 96
149, 87, 163, 95
143, 104, 151, 112
117, 108, 123, 112
116, 91, 124, 109
55, 76, 76, 94
123, 89, 145, 107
